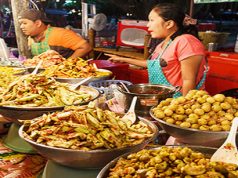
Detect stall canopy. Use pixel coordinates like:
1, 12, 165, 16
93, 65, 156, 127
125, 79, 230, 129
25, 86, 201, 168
194, 0, 238, 3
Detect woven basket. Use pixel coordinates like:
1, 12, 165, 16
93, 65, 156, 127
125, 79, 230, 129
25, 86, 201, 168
198, 32, 230, 49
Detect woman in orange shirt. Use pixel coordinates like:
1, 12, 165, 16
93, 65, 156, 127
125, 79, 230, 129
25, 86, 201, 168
107, 3, 208, 97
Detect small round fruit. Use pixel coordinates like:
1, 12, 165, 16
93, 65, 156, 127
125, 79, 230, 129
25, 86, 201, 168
191, 104, 201, 111
154, 110, 165, 119
197, 97, 206, 104
220, 120, 230, 126
176, 107, 185, 115
191, 124, 199, 129
206, 97, 215, 104
220, 102, 231, 110
166, 118, 175, 124
194, 108, 205, 116
199, 125, 209, 131
213, 94, 225, 102
210, 125, 222, 132
186, 117, 198, 124
164, 109, 173, 116
224, 113, 234, 121
175, 121, 182, 126
198, 118, 208, 125
217, 110, 226, 117
180, 122, 191, 128
201, 103, 211, 112
225, 97, 236, 105
208, 120, 216, 126
221, 125, 231, 131
168, 104, 178, 111
185, 109, 193, 115
177, 96, 186, 104
200, 115, 210, 120
235, 112, 238, 117
189, 113, 199, 120
212, 104, 222, 112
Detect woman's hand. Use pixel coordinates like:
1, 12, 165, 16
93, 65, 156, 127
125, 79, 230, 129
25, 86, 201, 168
105, 54, 128, 63
105, 53, 147, 68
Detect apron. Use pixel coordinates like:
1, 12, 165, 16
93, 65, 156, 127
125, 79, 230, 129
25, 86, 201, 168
147, 39, 208, 98
31, 27, 53, 56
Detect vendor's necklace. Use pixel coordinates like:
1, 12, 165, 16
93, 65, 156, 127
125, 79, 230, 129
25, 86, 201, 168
149, 39, 172, 67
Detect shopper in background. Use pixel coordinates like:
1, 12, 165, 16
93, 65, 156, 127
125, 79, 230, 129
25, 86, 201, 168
107, 3, 208, 97
18, 9, 92, 59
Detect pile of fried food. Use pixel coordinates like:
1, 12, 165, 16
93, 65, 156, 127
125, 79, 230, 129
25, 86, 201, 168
0, 74, 92, 107
108, 146, 238, 178
22, 104, 154, 150
23, 50, 65, 68
42, 58, 111, 78
0, 66, 22, 94
151, 90, 238, 131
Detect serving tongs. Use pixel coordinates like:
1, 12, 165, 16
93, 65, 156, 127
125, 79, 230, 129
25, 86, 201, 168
210, 117, 238, 165
31, 60, 43, 75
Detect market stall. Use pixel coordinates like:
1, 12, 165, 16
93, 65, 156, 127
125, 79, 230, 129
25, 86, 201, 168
0, 1, 238, 177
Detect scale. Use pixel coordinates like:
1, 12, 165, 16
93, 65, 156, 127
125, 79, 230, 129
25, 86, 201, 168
3, 123, 36, 154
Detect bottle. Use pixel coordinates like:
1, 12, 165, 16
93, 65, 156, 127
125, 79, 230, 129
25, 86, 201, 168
235, 34, 238, 53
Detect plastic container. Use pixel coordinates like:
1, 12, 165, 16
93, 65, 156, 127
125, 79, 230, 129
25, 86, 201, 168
0, 38, 10, 59
88, 79, 132, 99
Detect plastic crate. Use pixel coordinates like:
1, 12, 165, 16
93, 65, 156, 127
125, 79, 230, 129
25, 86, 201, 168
88, 79, 132, 99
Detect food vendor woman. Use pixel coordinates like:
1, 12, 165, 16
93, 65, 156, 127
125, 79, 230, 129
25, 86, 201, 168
107, 3, 208, 97
18, 9, 92, 59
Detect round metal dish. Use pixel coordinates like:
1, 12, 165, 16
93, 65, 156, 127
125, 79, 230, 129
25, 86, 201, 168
0, 86, 100, 121
150, 108, 236, 148
118, 84, 178, 117
54, 69, 112, 85
97, 145, 217, 178
19, 118, 158, 169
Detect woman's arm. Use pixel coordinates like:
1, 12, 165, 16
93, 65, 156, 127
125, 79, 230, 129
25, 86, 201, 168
106, 54, 147, 68
69, 43, 92, 59
180, 55, 203, 96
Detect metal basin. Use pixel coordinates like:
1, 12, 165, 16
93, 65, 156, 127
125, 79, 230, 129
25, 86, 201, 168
0, 86, 99, 122
97, 145, 217, 178
54, 69, 112, 85
150, 108, 236, 148
118, 84, 178, 117
19, 118, 158, 169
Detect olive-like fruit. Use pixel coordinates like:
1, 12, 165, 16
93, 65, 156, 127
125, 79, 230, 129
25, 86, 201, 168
220, 102, 231, 110
213, 94, 225, 102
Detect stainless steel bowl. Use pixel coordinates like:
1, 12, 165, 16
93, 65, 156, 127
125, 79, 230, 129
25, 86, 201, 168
118, 84, 178, 117
19, 118, 158, 169
54, 69, 113, 85
97, 145, 217, 178
150, 109, 236, 148
0, 86, 100, 122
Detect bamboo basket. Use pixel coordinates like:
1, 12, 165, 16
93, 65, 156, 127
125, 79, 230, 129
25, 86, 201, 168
198, 32, 230, 49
